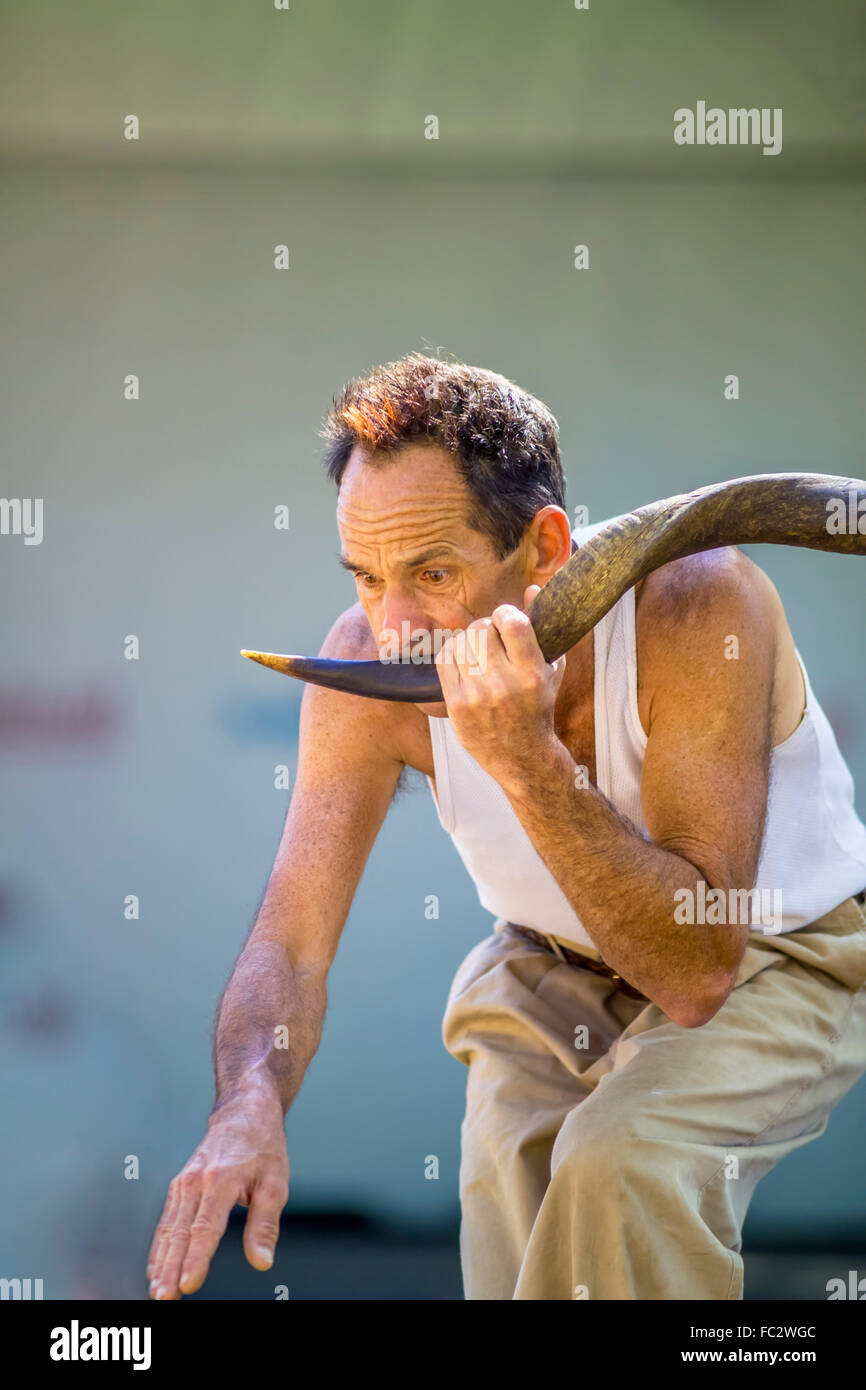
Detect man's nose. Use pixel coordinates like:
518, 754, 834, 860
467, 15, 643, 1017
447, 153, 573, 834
378, 592, 430, 645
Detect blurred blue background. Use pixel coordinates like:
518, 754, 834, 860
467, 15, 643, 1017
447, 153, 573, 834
1, 0, 865, 1298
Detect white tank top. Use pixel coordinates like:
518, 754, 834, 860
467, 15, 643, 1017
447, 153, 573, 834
426, 520, 866, 949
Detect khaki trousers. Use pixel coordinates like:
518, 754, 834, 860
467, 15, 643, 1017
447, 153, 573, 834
441, 893, 866, 1300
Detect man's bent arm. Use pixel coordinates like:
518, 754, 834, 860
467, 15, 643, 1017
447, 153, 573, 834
438, 550, 777, 1028
504, 738, 764, 1028
502, 553, 776, 1027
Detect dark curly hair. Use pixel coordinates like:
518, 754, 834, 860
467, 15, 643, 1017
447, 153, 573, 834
319, 352, 567, 558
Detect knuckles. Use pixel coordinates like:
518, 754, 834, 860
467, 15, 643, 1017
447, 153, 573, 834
167, 1224, 193, 1244
491, 604, 528, 627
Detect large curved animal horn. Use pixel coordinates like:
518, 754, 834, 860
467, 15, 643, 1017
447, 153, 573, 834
242, 472, 866, 702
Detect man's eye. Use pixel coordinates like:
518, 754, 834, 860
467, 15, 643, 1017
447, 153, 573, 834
356, 573, 379, 587
422, 569, 448, 584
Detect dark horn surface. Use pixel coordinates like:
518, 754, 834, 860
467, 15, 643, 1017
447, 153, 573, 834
240, 650, 443, 701
242, 472, 866, 703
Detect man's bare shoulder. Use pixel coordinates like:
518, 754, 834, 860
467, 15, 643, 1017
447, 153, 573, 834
635, 546, 782, 648
633, 547, 789, 733
319, 601, 381, 661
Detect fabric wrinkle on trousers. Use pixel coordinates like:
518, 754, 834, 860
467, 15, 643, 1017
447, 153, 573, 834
441, 893, 866, 1300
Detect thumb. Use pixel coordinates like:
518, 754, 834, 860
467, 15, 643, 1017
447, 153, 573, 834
523, 583, 541, 611
243, 1169, 289, 1272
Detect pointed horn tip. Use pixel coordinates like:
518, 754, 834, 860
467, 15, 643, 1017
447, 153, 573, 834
240, 650, 301, 674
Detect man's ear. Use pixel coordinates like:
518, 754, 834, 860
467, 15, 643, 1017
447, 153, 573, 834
526, 506, 573, 585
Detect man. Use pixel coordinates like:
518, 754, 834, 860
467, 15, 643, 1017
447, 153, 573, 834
147, 354, 866, 1300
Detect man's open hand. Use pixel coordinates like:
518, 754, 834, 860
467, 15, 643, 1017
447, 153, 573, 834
434, 583, 566, 793
147, 1093, 289, 1299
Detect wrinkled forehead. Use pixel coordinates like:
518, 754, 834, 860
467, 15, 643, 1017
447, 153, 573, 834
336, 445, 482, 559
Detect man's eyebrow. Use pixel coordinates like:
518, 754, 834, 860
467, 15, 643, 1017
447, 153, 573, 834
401, 546, 458, 568
338, 546, 458, 574
338, 554, 368, 574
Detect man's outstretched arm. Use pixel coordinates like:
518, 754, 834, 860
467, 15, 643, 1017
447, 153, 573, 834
146, 610, 403, 1299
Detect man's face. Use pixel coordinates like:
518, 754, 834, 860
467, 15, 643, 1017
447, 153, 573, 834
336, 443, 530, 715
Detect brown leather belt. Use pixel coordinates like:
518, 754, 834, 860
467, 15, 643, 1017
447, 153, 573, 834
508, 890, 866, 1002
504, 922, 649, 1002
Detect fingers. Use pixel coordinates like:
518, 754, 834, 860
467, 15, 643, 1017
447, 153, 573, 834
177, 1187, 238, 1295
148, 1104, 289, 1298
148, 1169, 241, 1300
434, 633, 464, 701
149, 1175, 210, 1300
436, 617, 499, 697
489, 604, 543, 668
435, 604, 548, 706
463, 619, 498, 673
242, 1167, 289, 1272
148, 1167, 288, 1299
146, 1180, 180, 1285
